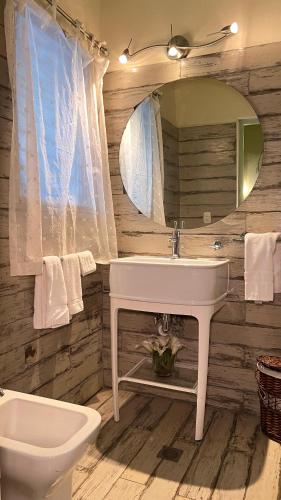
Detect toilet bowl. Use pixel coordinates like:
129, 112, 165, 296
0, 389, 101, 500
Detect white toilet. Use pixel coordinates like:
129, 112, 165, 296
0, 389, 101, 500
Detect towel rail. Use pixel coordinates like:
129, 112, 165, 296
232, 232, 281, 243
43, 257, 64, 264
211, 232, 281, 250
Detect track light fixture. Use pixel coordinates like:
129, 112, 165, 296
119, 22, 239, 64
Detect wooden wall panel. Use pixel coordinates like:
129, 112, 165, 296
103, 40, 281, 413
178, 122, 236, 228
161, 117, 180, 225
0, 16, 103, 403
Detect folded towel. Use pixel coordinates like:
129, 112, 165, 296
62, 254, 84, 315
33, 256, 70, 329
77, 250, 96, 276
245, 233, 280, 302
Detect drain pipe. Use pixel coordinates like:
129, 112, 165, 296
154, 313, 171, 336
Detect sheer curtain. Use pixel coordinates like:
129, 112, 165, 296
120, 95, 165, 226
5, 0, 117, 276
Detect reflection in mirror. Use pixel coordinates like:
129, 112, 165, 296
120, 77, 263, 230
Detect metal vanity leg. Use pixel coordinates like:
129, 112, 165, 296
195, 311, 211, 441
111, 303, 119, 422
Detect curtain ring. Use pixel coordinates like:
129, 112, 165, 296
89, 33, 95, 53
75, 19, 82, 39
52, 0, 58, 20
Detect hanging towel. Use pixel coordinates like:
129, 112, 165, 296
33, 256, 70, 329
274, 242, 281, 293
62, 254, 84, 315
77, 250, 96, 276
245, 233, 280, 302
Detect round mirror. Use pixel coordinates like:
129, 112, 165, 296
119, 77, 263, 229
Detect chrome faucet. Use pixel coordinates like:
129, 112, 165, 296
169, 221, 181, 259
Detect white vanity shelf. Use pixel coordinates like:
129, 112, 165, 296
120, 357, 198, 395
110, 256, 230, 441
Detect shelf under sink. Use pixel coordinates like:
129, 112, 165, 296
119, 357, 198, 395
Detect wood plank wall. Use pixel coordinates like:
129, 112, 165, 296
0, 2, 103, 403
162, 117, 180, 225
179, 122, 237, 229
103, 41, 281, 413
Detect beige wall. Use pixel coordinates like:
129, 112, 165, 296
160, 78, 256, 128
60, 0, 101, 38
100, 0, 281, 71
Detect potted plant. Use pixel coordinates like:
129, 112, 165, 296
138, 335, 183, 377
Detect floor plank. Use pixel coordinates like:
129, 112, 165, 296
132, 396, 172, 430
140, 439, 197, 500
73, 390, 281, 500
211, 451, 250, 500
73, 427, 151, 500
105, 478, 145, 500
122, 401, 192, 485
73, 393, 150, 493
178, 409, 235, 499
177, 405, 215, 442
244, 432, 281, 500
85, 388, 115, 410
211, 413, 259, 500
228, 413, 259, 454
140, 406, 215, 500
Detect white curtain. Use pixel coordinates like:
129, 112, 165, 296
120, 95, 165, 226
5, 0, 117, 276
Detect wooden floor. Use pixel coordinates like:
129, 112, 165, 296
73, 389, 281, 500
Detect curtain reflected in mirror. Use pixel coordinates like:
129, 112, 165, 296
120, 94, 165, 226
119, 77, 263, 229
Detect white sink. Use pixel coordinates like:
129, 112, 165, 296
110, 256, 229, 306
109, 255, 230, 441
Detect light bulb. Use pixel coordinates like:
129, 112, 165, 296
230, 22, 239, 34
168, 45, 179, 58
119, 52, 128, 64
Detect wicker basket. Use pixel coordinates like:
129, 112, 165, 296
256, 355, 281, 444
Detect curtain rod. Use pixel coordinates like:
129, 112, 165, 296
45, 0, 108, 56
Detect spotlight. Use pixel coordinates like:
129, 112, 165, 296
119, 48, 129, 64
220, 22, 239, 35
230, 22, 239, 34
167, 45, 179, 58
167, 35, 190, 60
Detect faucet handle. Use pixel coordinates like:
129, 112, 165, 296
210, 240, 223, 250
173, 220, 178, 230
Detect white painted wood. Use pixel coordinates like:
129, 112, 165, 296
122, 401, 190, 484
196, 310, 212, 440
178, 409, 235, 498
110, 289, 224, 440
244, 432, 281, 500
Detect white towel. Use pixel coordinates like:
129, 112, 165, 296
274, 243, 281, 293
77, 250, 96, 276
33, 256, 69, 329
62, 254, 84, 315
245, 233, 280, 302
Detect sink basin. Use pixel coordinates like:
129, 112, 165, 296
110, 256, 229, 306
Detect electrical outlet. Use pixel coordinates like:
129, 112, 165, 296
203, 211, 212, 224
